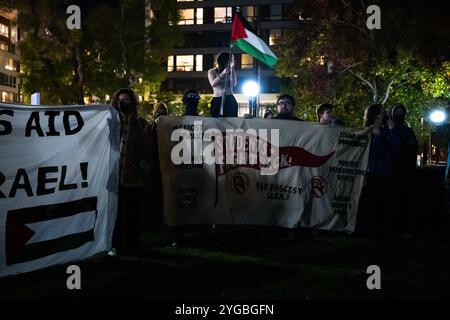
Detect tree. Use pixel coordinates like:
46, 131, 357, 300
0, 0, 180, 108
275, 0, 450, 137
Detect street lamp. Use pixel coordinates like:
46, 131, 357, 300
242, 80, 260, 117
429, 109, 447, 125
427, 108, 448, 165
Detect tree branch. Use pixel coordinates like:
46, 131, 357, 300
347, 68, 375, 92
380, 78, 395, 105
338, 62, 363, 74
340, 63, 375, 92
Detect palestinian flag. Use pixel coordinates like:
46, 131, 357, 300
231, 14, 278, 68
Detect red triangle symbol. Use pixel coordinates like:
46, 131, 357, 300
231, 15, 248, 42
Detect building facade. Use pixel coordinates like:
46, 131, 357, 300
162, 0, 296, 115
0, 9, 20, 103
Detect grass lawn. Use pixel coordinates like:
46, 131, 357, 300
1, 225, 450, 300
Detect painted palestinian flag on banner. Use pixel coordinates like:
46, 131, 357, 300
231, 14, 278, 68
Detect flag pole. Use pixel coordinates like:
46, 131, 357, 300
256, 64, 261, 117
253, 10, 261, 118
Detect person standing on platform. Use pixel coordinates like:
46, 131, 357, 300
208, 52, 238, 117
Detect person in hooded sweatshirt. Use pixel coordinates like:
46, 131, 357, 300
182, 89, 201, 116
388, 103, 418, 237
110, 88, 152, 256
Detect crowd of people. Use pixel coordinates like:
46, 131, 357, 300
109, 52, 419, 256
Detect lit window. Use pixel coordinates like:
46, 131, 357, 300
214, 7, 232, 24
195, 55, 203, 71
178, 9, 195, 25
241, 54, 254, 70
270, 5, 282, 20
269, 29, 282, 46
167, 55, 174, 72
178, 8, 203, 25
0, 24, 9, 37
176, 55, 194, 71
2, 91, 14, 102
5, 58, 16, 71
196, 8, 203, 24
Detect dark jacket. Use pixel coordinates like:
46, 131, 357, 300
368, 127, 401, 176
119, 113, 152, 188
274, 113, 303, 121
390, 125, 418, 176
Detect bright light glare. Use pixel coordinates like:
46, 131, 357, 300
430, 110, 446, 124
242, 80, 260, 97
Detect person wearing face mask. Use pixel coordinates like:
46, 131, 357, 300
110, 88, 152, 256
182, 89, 201, 116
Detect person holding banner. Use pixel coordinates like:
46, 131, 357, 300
274, 94, 302, 121
264, 110, 275, 119
361, 104, 404, 241
316, 103, 345, 126
208, 52, 238, 117
152, 102, 168, 120
182, 89, 201, 116
388, 103, 418, 237
110, 88, 152, 256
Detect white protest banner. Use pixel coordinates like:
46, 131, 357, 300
0, 103, 120, 277
157, 116, 371, 233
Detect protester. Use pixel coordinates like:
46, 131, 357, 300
360, 103, 404, 241
273, 94, 302, 121
182, 89, 201, 116
264, 110, 275, 119
316, 103, 345, 125
269, 94, 303, 240
139, 101, 169, 238
110, 88, 152, 256
208, 52, 238, 117
388, 103, 418, 237
152, 102, 168, 120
